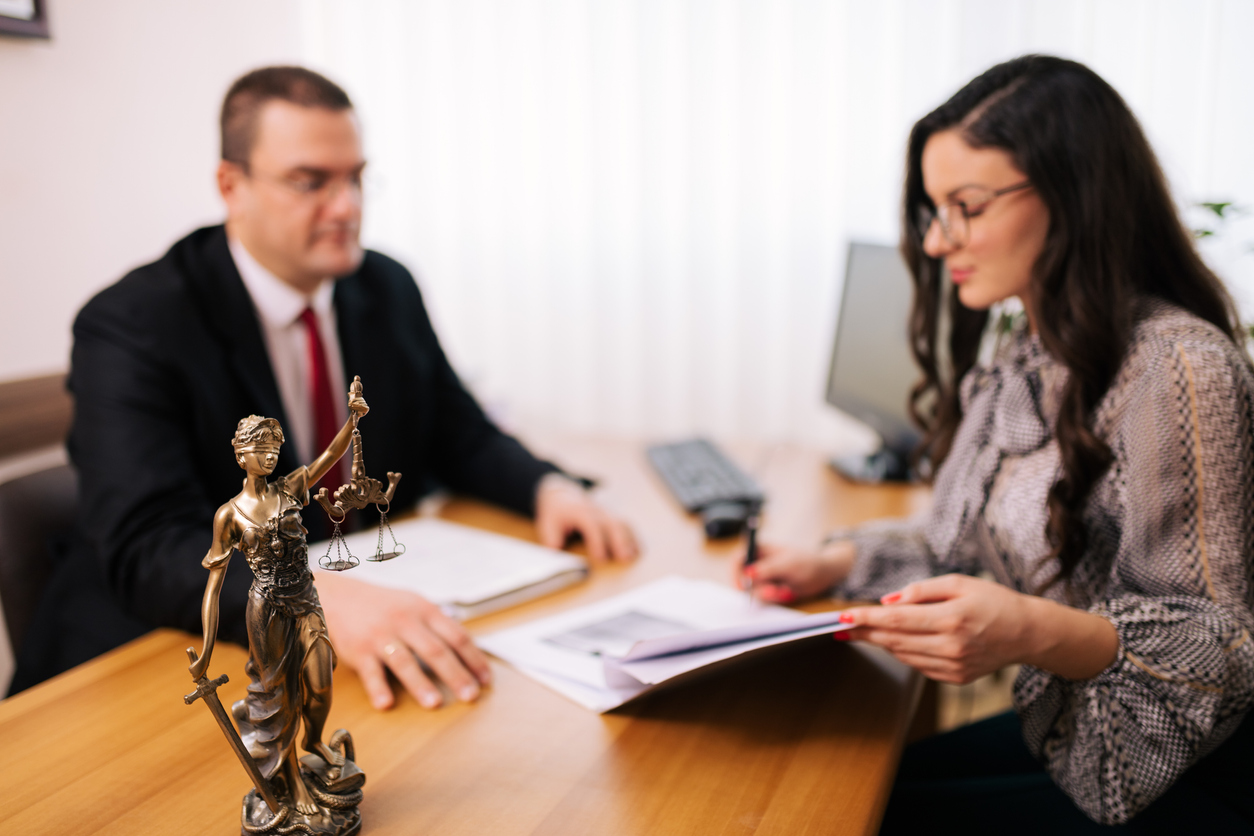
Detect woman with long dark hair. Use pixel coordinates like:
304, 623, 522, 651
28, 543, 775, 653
743, 55, 1254, 830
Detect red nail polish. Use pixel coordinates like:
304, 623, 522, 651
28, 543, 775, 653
838, 611, 854, 624
881, 592, 902, 605
778, 588, 795, 603
833, 632, 850, 641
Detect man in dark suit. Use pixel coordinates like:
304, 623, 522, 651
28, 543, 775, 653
16, 66, 635, 708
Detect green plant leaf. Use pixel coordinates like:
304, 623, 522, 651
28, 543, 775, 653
1194, 229, 1215, 238
1201, 201, 1234, 218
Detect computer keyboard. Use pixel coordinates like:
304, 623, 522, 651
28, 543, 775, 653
646, 439, 765, 514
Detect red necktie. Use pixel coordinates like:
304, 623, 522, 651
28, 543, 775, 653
299, 306, 346, 493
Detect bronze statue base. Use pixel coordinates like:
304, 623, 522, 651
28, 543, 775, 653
240, 737, 365, 836
241, 787, 361, 836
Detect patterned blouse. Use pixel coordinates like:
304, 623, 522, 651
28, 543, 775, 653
837, 300, 1254, 825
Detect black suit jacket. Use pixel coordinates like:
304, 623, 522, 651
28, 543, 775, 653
15, 226, 557, 687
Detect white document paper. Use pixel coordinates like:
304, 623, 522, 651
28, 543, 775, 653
307, 518, 587, 619
477, 576, 853, 712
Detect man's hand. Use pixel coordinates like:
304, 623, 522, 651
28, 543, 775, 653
737, 539, 855, 603
534, 474, 638, 561
314, 571, 492, 710
835, 574, 1119, 684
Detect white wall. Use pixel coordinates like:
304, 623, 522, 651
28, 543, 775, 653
0, 0, 303, 382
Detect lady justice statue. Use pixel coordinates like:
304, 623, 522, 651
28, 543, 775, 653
185, 376, 399, 836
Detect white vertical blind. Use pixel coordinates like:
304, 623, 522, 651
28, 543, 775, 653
300, 0, 1254, 445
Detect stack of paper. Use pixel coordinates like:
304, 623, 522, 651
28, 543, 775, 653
478, 576, 854, 712
308, 518, 588, 620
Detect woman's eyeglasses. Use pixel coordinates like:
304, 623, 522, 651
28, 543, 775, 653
916, 180, 1032, 247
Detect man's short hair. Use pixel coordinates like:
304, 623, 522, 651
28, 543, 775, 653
220, 66, 353, 166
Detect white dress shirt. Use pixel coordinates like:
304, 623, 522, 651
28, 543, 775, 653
229, 237, 348, 465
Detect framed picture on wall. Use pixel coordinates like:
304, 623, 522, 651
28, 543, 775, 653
0, 0, 50, 38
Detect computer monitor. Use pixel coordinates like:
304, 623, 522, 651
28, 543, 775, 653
824, 242, 921, 482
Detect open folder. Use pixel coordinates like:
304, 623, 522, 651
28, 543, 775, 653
307, 518, 588, 620
478, 576, 854, 712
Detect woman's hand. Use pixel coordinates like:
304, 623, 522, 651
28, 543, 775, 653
836, 574, 1119, 683
737, 540, 855, 604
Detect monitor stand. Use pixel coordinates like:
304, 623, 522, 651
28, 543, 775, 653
829, 447, 913, 483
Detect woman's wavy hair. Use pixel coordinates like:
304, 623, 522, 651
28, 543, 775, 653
901, 55, 1241, 587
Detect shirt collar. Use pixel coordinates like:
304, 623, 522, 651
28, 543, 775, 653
228, 236, 335, 328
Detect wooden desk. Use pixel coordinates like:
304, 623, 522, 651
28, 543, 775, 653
0, 437, 930, 835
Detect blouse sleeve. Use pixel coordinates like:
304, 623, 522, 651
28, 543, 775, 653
1016, 337, 1254, 825
837, 361, 1013, 601
837, 516, 950, 601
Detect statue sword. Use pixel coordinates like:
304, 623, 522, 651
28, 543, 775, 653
184, 647, 286, 817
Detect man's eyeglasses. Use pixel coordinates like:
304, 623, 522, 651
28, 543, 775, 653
233, 161, 367, 203
916, 180, 1032, 248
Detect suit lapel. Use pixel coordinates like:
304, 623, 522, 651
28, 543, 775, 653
335, 270, 385, 407
179, 227, 297, 473
334, 266, 404, 451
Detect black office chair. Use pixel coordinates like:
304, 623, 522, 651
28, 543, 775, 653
0, 464, 77, 658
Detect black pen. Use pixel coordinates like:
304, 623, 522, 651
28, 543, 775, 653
742, 508, 761, 598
